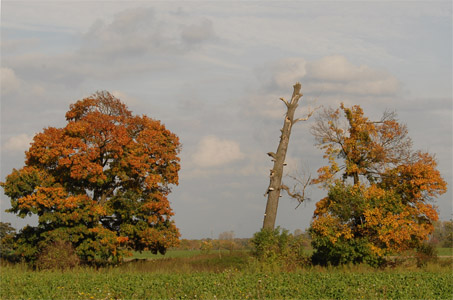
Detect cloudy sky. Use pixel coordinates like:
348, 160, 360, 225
1, 1, 452, 239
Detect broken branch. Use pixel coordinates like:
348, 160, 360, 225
293, 105, 321, 124
279, 97, 289, 108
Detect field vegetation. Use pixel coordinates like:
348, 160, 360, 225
1, 250, 452, 300
2, 228, 452, 299
1, 220, 452, 299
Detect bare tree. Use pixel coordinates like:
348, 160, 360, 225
218, 231, 235, 241
262, 82, 316, 230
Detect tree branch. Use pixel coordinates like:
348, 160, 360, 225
279, 97, 289, 108
293, 105, 321, 124
281, 173, 311, 209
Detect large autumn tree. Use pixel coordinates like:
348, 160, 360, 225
309, 104, 446, 266
1, 91, 181, 264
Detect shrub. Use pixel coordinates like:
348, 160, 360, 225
0, 222, 17, 262
36, 240, 80, 270
251, 227, 290, 260
250, 227, 310, 269
415, 242, 438, 268
310, 234, 385, 267
200, 240, 213, 254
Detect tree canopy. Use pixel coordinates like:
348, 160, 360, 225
309, 104, 447, 266
1, 91, 181, 264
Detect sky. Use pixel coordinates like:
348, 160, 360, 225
1, 0, 452, 239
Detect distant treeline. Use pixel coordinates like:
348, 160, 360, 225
174, 230, 312, 252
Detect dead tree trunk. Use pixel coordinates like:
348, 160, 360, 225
262, 82, 314, 230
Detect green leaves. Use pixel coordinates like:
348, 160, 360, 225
310, 104, 447, 266
1, 91, 181, 265
2, 265, 451, 299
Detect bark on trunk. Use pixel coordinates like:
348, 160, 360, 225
262, 83, 303, 230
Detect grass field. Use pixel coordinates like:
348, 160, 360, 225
437, 247, 453, 256
1, 266, 451, 299
1, 251, 452, 299
131, 249, 205, 259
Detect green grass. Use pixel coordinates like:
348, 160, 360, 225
124, 252, 250, 273
130, 247, 450, 261
437, 247, 453, 256
1, 251, 452, 299
131, 249, 244, 260
1, 262, 451, 299
131, 249, 204, 259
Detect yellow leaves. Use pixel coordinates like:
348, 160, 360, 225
311, 102, 447, 260
364, 185, 387, 200
313, 103, 379, 185
93, 205, 107, 216
369, 244, 384, 257
311, 103, 427, 190
415, 202, 438, 222
311, 214, 353, 244
313, 197, 330, 216
312, 166, 333, 185
363, 208, 381, 227
363, 203, 438, 253
312, 176, 442, 259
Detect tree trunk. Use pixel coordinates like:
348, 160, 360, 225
262, 83, 304, 230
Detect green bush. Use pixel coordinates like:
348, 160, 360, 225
0, 222, 17, 261
310, 235, 385, 267
415, 242, 438, 267
250, 227, 310, 269
251, 227, 291, 260
36, 240, 80, 270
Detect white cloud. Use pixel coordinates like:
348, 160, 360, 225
251, 56, 401, 119
191, 135, 245, 168
81, 8, 160, 58
81, 7, 216, 59
267, 58, 307, 89
1, 67, 21, 95
2, 7, 220, 88
305, 55, 400, 95
307, 55, 370, 82
2, 134, 33, 152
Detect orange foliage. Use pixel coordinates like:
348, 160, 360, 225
1, 91, 181, 262
310, 104, 447, 261
311, 104, 412, 186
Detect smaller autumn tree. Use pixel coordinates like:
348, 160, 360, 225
1, 91, 181, 264
0, 222, 16, 260
309, 104, 446, 266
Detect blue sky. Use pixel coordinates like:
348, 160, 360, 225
1, 0, 452, 239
